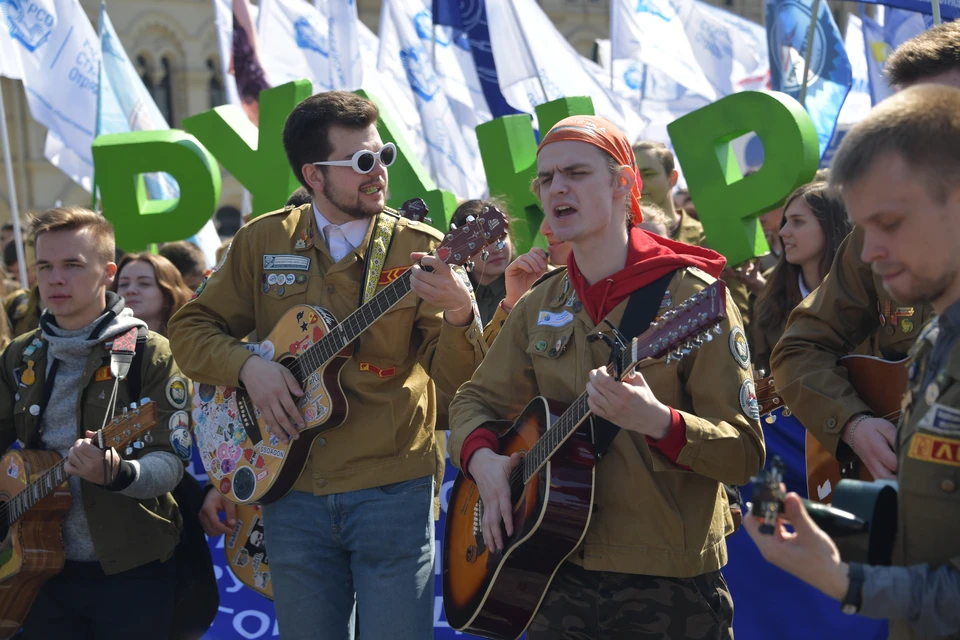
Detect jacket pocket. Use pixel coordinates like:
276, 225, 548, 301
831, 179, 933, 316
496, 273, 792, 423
359, 294, 419, 364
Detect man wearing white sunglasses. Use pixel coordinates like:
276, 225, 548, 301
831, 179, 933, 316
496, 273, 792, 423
169, 91, 487, 640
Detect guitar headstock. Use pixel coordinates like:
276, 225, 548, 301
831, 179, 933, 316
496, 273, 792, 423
623, 281, 727, 369
754, 374, 782, 416
435, 205, 509, 267
97, 401, 160, 450
398, 198, 432, 224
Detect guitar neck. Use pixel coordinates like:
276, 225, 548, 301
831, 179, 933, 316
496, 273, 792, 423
294, 271, 413, 384
6, 457, 69, 525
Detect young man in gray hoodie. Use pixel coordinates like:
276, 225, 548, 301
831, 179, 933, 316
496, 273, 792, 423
0, 207, 189, 639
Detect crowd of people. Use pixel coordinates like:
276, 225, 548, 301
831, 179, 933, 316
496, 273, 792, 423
0, 16, 958, 640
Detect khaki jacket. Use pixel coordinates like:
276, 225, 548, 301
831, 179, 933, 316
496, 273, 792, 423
888, 320, 960, 640
449, 267, 764, 578
771, 226, 934, 459
168, 204, 487, 496
3, 286, 41, 339
671, 210, 752, 331
0, 328, 185, 575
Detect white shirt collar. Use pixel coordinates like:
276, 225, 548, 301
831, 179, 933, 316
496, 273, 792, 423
312, 204, 371, 252
799, 272, 812, 299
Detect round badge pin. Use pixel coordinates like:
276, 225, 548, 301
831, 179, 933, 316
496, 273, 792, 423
267, 273, 278, 285
296, 274, 307, 284
729, 327, 750, 370
285, 273, 295, 285
739, 379, 760, 422
901, 318, 914, 333
535, 340, 547, 352
925, 382, 940, 405
165, 376, 189, 410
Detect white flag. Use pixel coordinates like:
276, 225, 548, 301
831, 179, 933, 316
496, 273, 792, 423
678, 0, 770, 95
328, 0, 362, 89
838, 15, 871, 126
488, 0, 647, 140
212, 0, 263, 109
1, 0, 100, 191
359, 20, 427, 162
611, 0, 717, 101
0, 17, 22, 80
379, 0, 486, 198
258, 0, 335, 92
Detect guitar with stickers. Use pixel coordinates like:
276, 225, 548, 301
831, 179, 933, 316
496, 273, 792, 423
0, 403, 159, 637
221, 198, 454, 599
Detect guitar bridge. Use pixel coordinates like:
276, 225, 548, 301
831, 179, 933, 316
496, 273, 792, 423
236, 392, 263, 446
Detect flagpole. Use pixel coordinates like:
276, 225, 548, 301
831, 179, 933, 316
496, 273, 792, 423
932, 0, 942, 24
798, 0, 822, 107
0, 79, 30, 290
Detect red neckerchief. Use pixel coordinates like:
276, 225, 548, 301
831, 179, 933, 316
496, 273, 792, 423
566, 226, 726, 324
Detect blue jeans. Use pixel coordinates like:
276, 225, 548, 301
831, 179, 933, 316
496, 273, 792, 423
262, 476, 435, 640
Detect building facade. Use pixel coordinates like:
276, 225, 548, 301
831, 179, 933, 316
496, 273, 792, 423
0, 0, 814, 229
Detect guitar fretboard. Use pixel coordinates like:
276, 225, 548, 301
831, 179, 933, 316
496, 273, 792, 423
6, 458, 69, 525
289, 271, 413, 385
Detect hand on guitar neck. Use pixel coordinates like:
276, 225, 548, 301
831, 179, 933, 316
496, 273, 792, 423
409, 251, 475, 327
840, 415, 898, 481
64, 430, 121, 485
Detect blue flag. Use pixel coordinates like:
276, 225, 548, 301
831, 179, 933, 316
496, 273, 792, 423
431, 0, 521, 117
766, 0, 852, 158
858, 0, 959, 20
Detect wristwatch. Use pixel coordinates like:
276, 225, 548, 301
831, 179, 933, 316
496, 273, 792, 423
841, 562, 865, 615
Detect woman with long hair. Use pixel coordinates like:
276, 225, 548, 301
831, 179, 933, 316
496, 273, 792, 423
113, 253, 193, 337
752, 183, 852, 373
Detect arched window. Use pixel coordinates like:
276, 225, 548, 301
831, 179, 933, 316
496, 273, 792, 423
208, 57, 226, 108
154, 56, 173, 124
136, 54, 174, 124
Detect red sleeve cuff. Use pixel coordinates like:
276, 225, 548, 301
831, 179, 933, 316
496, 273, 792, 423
460, 428, 500, 481
645, 408, 691, 470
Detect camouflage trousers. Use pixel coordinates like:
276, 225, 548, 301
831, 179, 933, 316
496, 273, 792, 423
527, 562, 733, 640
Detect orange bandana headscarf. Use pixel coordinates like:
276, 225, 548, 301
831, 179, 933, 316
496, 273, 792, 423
536, 115, 643, 224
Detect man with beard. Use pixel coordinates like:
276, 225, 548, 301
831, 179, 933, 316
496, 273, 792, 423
168, 91, 487, 640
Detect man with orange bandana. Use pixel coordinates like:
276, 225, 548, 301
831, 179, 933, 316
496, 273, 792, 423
448, 116, 764, 638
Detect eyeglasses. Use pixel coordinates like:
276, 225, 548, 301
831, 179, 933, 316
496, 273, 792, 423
312, 143, 397, 174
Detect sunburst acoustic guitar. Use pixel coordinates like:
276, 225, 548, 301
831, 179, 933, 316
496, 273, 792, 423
0, 403, 159, 638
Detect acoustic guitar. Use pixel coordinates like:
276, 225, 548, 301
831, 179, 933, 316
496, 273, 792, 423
442, 282, 728, 640
192, 204, 508, 505
805, 355, 908, 503
0, 402, 159, 638
221, 199, 438, 599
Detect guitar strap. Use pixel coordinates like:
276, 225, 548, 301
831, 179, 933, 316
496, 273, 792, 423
592, 270, 678, 459
359, 209, 400, 307
30, 325, 141, 449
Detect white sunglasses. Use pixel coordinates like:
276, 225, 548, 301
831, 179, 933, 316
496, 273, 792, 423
312, 143, 397, 174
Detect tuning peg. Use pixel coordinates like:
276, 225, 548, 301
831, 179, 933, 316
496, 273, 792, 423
713, 324, 723, 334
130, 402, 137, 410
465, 260, 475, 272
480, 250, 489, 262
496, 239, 505, 251
467, 215, 476, 223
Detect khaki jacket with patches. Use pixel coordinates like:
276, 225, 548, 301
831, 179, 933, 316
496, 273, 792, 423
448, 267, 765, 578
771, 226, 935, 461
168, 204, 487, 496
0, 329, 185, 575
886, 320, 960, 640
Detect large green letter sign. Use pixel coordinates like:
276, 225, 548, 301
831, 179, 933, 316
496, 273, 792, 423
183, 80, 312, 218
668, 91, 820, 266
92, 130, 221, 252
477, 97, 594, 254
